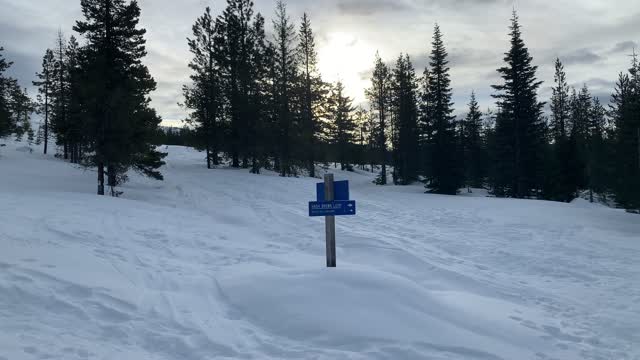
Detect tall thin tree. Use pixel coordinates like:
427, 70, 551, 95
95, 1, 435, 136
424, 24, 461, 194
33, 49, 55, 155
366, 52, 391, 185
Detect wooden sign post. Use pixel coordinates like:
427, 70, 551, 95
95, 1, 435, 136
309, 174, 355, 267
324, 173, 337, 267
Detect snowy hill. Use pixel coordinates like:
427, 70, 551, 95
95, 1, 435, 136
1, 141, 639, 360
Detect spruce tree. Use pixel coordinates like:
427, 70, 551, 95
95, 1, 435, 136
587, 96, 608, 202
7, 86, 34, 141
390, 54, 419, 185
297, 13, 324, 177
550, 58, 570, 141
326, 81, 356, 171
610, 57, 640, 209
548, 58, 574, 201
424, 24, 460, 194
65, 36, 84, 164
51, 31, 71, 159
246, 13, 270, 174
366, 52, 391, 184
0, 47, 16, 138
490, 12, 545, 198
461, 92, 485, 190
33, 49, 55, 155
74, 0, 166, 195
215, 0, 260, 168
271, 0, 298, 176
568, 84, 593, 193
184, 6, 222, 169
353, 106, 370, 170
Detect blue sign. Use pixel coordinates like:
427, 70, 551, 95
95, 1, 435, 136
309, 200, 356, 217
316, 180, 350, 201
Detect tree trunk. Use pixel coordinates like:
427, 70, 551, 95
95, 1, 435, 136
43, 99, 48, 155
107, 164, 117, 196
97, 162, 105, 195
206, 144, 211, 169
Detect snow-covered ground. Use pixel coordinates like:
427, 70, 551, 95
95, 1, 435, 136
1, 140, 639, 360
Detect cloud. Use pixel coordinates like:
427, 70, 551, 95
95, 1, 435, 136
335, 0, 413, 16
2, 49, 41, 95
609, 41, 638, 54
557, 48, 603, 65
581, 77, 615, 89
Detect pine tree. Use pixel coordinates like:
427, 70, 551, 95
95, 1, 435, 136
215, 0, 260, 168
390, 54, 419, 185
548, 58, 574, 201
568, 84, 593, 193
297, 13, 324, 177
65, 36, 84, 163
74, 0, 166, 195
33, 49, 55, 155
7, 86, 34, 141
490, 12, 545, 198
610, 56, 640, 209
353, 106, 370, 170
550, 58, 570, 141
424, 24, 461, 194
271, 0, 299, 176
418, 67, 431, 181
184, 6, 222, 169
326, 81, 356, 171
366, 52, 391, 184
51, 31, 71, 159
246, 13, 270, 174
587, 96, 608, 202
0, 47, 14, 139
461, 92, 485, 189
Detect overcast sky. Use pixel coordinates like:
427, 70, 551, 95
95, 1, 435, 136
1, 0, 639, 126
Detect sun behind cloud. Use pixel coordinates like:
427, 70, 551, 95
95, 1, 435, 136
317, 32, 376, 105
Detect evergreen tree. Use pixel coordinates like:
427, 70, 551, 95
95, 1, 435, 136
610, 56, 640, 209
0, 47, 15, 138
353, 106, 370, 170
246, 13, 270, 174
184, 6, 222, 169
271, 0, 299, 176
74, 0, 166, 195
7, 86, 34, 141
568, 84, 593, 193
587, 96, 608, 202
424, 24, 460, 194
548, 58, 574, 201
326, 81, 356, 171
65, 36, 84, 163
33, 49, 55, 154
390, 54, 419, 185
418, 66, 431, 181
215, 0, 260, 168
366, 52, 391, 184
297, 13, 324, 177
461, 91, 485, 189
490, 12, 545, 198
550, 58, 570, 141
51, 31, 71, 159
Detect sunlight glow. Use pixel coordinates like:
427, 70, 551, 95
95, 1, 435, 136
317, 32, 377, 105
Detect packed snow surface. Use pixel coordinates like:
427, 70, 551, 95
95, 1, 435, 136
1, 141, 639, 360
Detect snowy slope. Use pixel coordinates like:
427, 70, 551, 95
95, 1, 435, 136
1, 141, 639, 360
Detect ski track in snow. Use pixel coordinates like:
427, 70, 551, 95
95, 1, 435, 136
1, 141, 639, 360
